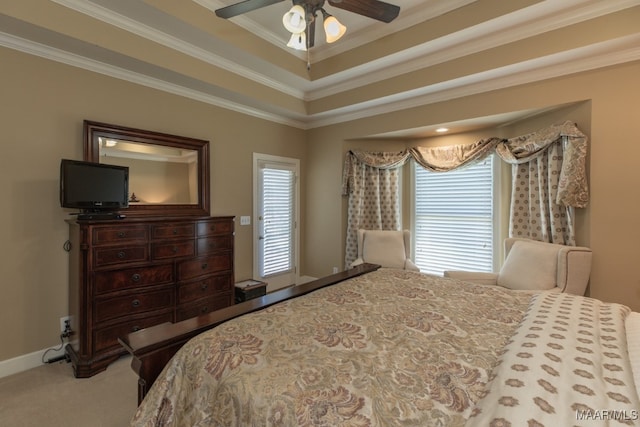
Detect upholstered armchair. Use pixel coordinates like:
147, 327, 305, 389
350, 229, 420, 271
444, 237, 592, 295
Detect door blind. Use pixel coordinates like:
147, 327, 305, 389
260, 166, 295, 277
414, 156, 494, 275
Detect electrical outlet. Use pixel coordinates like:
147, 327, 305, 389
60, 316, 71, 335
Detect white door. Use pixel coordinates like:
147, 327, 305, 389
253, 153, 299, 292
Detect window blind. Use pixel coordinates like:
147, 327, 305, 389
414, 156, 494, 275
260, 166, 295, 277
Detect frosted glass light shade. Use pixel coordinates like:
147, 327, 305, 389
324, 15, 346, 43
287, 32, 307, 51
283, 5, 306, 34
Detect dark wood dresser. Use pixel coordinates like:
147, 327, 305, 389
65, 215, 234, 377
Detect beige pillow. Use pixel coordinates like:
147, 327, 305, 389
362, 230, 406, 269
497, 241, 557, 290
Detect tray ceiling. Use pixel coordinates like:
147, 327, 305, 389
1, 0, 639, 131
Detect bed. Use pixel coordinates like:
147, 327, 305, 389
121, 264, 640, 426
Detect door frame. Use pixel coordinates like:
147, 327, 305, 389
252, 153, 300, 292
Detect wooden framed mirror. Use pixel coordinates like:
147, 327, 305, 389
84, 120, 210, 217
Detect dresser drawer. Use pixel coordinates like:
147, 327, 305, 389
68, 216, 234, 378
196, 235, 233, 255
176, 293, 233, 321
178, 274, 233, 304
177, 253, 232, 280
197, 219, 233, 237
151, 223, 195, 240
152, 239, 195, 260
94, 288, 174, 324
92, 225, 149, 245
93, 245, 149, 267
94, 264, 174, 294
93, 311, 173, 353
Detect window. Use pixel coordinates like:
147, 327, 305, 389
412, 155, 498, 275
253, 154, 299, 291
260, 166, 295, 276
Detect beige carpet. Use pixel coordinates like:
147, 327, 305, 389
0, 355, 138, 427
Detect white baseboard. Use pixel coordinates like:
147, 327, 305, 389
0, 344, 67, 379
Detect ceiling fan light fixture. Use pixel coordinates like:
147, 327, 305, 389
323, 14, 346, 43
282, 5, 307, 34
286, 32, 307, 51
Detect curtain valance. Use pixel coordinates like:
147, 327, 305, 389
342, 121, 588, 208
410, 137, 502, 172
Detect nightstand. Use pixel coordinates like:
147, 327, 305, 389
235, 280, 267, 303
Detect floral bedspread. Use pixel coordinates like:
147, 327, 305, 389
130, 269, 638, 426
132, 269, 531, 426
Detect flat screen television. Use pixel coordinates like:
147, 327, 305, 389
60, 159, 129, 217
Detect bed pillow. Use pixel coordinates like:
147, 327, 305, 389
497, 240, 557, 290
362, 230, 407, 269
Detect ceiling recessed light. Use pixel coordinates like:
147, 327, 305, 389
436, 127, 449, 133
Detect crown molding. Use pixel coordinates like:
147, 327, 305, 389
304, 0, 640, 99
0, 31, 308, 128
3, 29, 639, 130
306, 34, 640, 128
51, 0, 307, 99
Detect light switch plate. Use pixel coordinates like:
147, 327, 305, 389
240, 216, 251, 225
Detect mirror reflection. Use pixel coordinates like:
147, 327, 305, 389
98, 137, 198, 205
84, 120, 210, 217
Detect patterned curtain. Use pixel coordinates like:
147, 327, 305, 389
342, 151, 407, 268
496, 121, 589, 245
507, 141, 574, 244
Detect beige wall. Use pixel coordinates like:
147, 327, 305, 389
105, 157, 194, 204
306, 61, 640, 313
0, 47, 306, 362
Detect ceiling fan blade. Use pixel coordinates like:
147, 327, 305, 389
327, 0, 400, 23
215, 0, 284, 19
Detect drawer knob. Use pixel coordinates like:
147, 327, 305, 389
131, 273, 141, 282
173, 229, 178, 235
117, 251, 126, 259
201, 283, 208, 291
117, 232, 126, 238
172, 246, 178, 253
202, 263, 208, 269
201, 306, 208, 313
132, 326, 141, 332
132, 299, 141, 307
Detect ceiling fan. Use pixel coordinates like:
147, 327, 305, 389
215, 0, 400, 50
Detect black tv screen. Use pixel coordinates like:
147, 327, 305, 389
60, 159, 129, 211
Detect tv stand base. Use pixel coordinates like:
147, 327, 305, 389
76, 213, 125, 220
